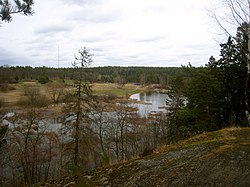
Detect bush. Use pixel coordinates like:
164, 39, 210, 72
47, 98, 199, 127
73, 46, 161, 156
24, 86, 40, 96
19, 95, 50, 108
101, 152, 110, 166
21, 87, 50, 107
0, 83, 9, 92
0, 97, 5, 108
141, 148, 154, 157
0, 83, 16, 92
37, 76, 50, 84
106, 93, 117, 100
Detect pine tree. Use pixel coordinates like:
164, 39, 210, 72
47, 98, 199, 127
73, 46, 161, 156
0, 0, 34, 23
210, 23, 249, 126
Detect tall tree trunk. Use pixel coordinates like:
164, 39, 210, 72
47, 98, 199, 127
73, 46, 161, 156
246, 1, 250, 124
74, 82, 81, 166
99, 125, 105, 154
74, 112, 80, 166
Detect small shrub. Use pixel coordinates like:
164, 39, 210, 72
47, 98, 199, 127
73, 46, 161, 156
21, 87, 50, 107
67, 163, 80, 176
37, 76, 50, 84
101, 152, 110, 166
62, 92, 76, 103
106, 93, 117, 100
0, 83, 16, 92
141, 148, 154, 157
8, 85, 16, 91
0, 83, 9, 92
19, 95, 50, 108
0, 97, 5, 108
24, 86, 40, 97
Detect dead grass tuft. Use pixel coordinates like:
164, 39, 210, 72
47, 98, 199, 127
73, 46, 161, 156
155, 127, 250, 154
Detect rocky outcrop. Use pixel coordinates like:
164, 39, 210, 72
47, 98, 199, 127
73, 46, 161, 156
37, 127, 250, 187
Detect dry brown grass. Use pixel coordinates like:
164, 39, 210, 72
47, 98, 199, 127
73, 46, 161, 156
92, 83, 147, 98
1, 86, 24, 105
154, 127, 250, 154
200, 144, 234, 160
92, 83, 140, 91
1, 82, 147, 107
0, 82, 44, 106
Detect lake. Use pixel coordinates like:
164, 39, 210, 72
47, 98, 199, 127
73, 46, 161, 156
129, 92, 170, 117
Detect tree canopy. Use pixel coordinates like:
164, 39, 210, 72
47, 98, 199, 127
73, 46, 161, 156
0, 0, 34, 23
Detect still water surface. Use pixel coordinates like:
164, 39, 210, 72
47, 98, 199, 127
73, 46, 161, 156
129, 92, 170, 117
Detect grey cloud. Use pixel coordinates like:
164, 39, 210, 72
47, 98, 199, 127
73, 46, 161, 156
67, 7, 122, 23
58, 0, 101, 5
91, 48, 107, 57
81, 32, 119, 44
83, 14, 120, 23
26, 43, 56, 52
25, 40, 58, 59
27, 35, 59, 44
91, 53, 182, 67
91, 47, 106, 52
184, 43, 210, 51
132, 36, 165, 43
126, 55, 140, 59
81, 36, 107, 43
0, 57, 19, 66
145, 4, 171, 14
35, 24, 72, 35
0, 48, 32, 66
64, 0, 123, 24
177, 53, 209, 66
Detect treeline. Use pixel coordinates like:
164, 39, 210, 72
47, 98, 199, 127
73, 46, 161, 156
168, 22, 249, 137
0, 48, 177, 186
0, 22, 249, 187
0, 66, 188, 85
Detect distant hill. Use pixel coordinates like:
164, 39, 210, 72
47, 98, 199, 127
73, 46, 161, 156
37, 127, 250, 187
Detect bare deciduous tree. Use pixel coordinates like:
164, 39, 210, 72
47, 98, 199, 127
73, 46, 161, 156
1, 109, 60, 186
47, 81, 66, 104
114, 76, 126, 88
21, 86, 50, 107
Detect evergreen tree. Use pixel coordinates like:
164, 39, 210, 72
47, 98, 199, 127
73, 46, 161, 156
0, 0, 34, 23
209, 23, 249, 126
62, 47, 94, 170
168, 67, 223, 138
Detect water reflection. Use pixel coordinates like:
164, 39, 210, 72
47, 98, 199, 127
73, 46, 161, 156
129, 92, 170, 117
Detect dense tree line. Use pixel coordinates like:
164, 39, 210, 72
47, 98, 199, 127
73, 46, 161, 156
168, 22, 249, 138
0, 66, 189, 86
0, 49, 171, 186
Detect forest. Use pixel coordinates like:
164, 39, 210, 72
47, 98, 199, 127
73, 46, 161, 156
0, 65, 184, 85
0, 21, 249, 186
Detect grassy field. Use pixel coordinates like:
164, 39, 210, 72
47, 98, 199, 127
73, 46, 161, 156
0, 82, 37, 106
0, 82, 147, 106
92, 83, 147, 98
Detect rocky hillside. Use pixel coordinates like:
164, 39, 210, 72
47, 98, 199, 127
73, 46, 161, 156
38, 127, 250, 187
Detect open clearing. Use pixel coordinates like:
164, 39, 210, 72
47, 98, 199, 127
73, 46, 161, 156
0, 82, 147, 106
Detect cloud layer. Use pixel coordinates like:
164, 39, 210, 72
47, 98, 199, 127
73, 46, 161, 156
0, 0, 227, 67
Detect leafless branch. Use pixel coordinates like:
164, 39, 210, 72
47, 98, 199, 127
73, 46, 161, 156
209, 10, 233, 37
227, 0, 246, 24
236, 1, 248, 21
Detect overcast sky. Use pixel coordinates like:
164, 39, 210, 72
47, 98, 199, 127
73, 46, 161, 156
0, 0, 237, 67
